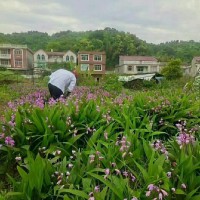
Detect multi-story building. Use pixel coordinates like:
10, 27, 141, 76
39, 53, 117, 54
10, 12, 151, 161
0, 44, 33, 71
115, 56, 160, 74
33, 49, 77, 68
77, 51, 106, 81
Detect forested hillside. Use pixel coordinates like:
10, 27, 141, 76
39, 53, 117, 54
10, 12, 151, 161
1, 27, 200, 68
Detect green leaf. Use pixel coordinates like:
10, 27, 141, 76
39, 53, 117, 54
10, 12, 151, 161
82, 178, 92, 191
88, 172, 123, 199
5, 192, 24, 198
189, 195, 200, 200
17, 166, 28, 181
94, 187, 108, 200
58, 189, 88, 199
134, 160, 149, 182
87, 126, 104, 147
175, 189, 186, 195
186, 186, 200, 199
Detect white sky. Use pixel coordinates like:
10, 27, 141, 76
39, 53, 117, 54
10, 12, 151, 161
0, 0, 200, 44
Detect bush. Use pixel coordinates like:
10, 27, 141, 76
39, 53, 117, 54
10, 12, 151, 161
100, 74, 123, 93
161, 59, 183, 80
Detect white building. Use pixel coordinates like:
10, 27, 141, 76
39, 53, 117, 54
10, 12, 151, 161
33, 49, 77, 68
115, 56, 160, 74
191, 57, 200, 76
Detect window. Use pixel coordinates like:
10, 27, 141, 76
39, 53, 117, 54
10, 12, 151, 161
15, 60, 22, 67
42, 55, 45, 60
94, 54, 102, 61
66, 55, 69, 62
1, 60, 9, 65
137, 66, 144, 72
94, 64, 102, 71
15, 49, 22, 55
81, 64, 89, 71
70, 56, 74, 62
37, 54, 40, 60
136, 66, 148, 73
81, 54, 89, 61
128, 66, 132, 71
1, 49, 9, 54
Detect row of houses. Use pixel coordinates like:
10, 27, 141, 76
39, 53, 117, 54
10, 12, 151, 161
0, 44, 200, 80
34, 49, 106, 81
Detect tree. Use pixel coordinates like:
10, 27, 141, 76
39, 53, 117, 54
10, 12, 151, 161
161, 59, 183, 80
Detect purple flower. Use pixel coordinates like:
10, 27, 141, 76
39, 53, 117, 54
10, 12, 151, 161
5, 136, 15, 146
89, 154, 95, 163
0, 133, 5, 139
147, 184, 155, 191
115, 169, 121, 175
177, 133, 195, 148
159, 192, 163, 200
146, 191, 151, 197
15, 156, 22, 161
68, 163, 73, 168
105, 168, 110, 175
167, 172, 172, 178
131, 197, 138, 200
130, 173, 136, 182
181, 183, 187, 189
104, 168, 110, 179
94, 185, 100, 192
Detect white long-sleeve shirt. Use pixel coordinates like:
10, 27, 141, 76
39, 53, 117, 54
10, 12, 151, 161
48, 69, 76, 93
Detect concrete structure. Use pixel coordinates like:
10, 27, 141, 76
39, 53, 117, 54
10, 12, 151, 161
115, 56, 160, 74
191, 57, 200, 76
33, 49, 77, 68
0, 44, 33, 72
77, 51, 106, 81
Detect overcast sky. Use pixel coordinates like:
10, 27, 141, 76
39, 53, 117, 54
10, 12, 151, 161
0, 0, 200, 44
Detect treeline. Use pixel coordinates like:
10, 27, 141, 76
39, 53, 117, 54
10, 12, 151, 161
1, 27, 200, 68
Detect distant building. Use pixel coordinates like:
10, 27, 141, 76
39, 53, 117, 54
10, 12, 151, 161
115, 56, 160, 74
77, 51, 106, 81
0, 44, 33, 72
191, 57, 200, 76
33, 49, 77, 68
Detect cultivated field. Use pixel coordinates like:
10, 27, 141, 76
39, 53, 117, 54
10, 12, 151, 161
0, 74, 200, 200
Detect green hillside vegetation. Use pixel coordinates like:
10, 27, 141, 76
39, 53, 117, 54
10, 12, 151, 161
1, 27, 200, 68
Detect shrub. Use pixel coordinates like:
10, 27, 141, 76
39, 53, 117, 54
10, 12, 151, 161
161, 59, 183, 80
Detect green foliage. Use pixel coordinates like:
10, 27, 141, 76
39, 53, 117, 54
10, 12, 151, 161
0, 78, 200, 199
193, 75, 200, 93
6, 153, 54, 200
100, 74, 123, 93
77, 73, 98, 87
0, 31, 49, 51
161, 59, 183, 80
1, 29, 200, 69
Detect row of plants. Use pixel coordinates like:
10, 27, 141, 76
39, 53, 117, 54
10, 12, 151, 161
0, 81, 200, 199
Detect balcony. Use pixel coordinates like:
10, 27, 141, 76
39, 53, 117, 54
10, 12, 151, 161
0, 54, 11, 59
0, 44, 27, 48
0, 64, 11, 68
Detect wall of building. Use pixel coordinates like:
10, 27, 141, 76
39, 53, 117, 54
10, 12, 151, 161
63, 50, 77, 64
78, 52, 106, 75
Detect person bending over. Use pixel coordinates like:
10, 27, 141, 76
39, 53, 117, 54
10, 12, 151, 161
48, 69, 76, 100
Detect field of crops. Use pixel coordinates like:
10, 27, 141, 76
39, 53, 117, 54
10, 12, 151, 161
0, 76, 200, 200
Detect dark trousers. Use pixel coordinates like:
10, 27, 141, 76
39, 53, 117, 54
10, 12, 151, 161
48, 83, 63, 100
